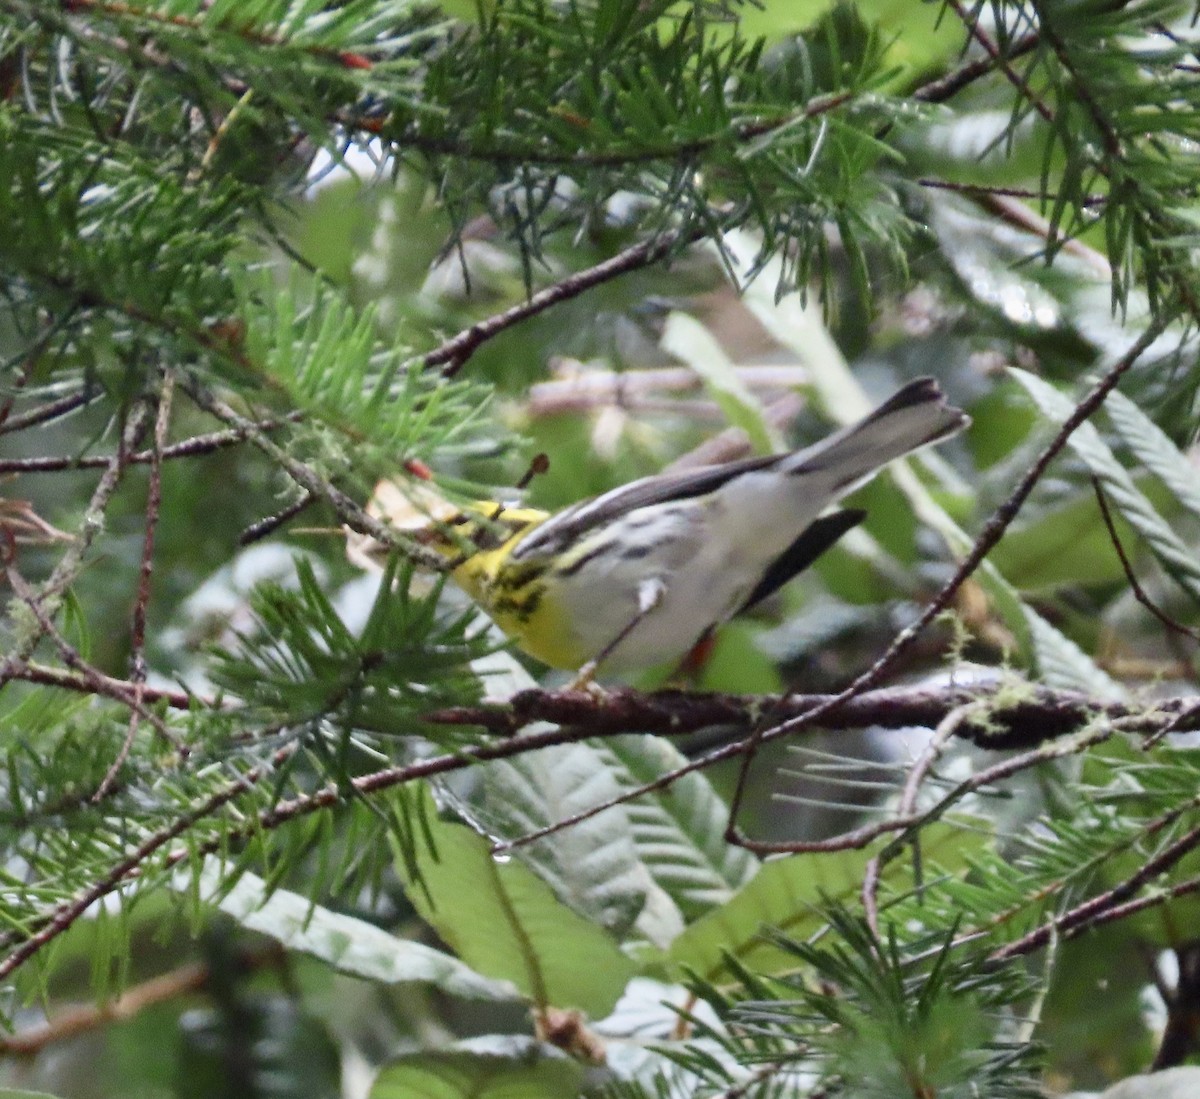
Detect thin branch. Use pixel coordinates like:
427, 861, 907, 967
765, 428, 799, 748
0, 388, 101, 435
0, 402, 152, 690
912, 29, 1042, 104
0, 947, 281, 1056
96, 370, 175, 801
942, 0, 1055, 123
11, 661, 196, 710
0, 758, 274, 984
423, 227, 700, 376
0, 416, 297, 474
454, 682, 1184, 857
1044, 874, 1200, 948
390, 90, 857, 171
916, 177, 1107, 208
978, 191, 1112, 279
238, 490, 318, 546
861, 706, 968, 935
990, 816, 1200, 962
3, 562, 178, 748
1092, 477, 1200, 642
181, 380, 448, 572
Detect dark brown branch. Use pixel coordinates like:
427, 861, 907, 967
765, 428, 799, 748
0, 389, 101, 435
912, 30, 1042, 104
0, 416, 297, 474
990, 816, 1200, 962
941, 0, 1054, 122
11, 662, 195, 710
423, 228, 700, 376
95, 371, 175, 800
426, 681, 1200, 744
916, 178, 1107, 208
239, 491, 318, 545
1043, 874, 1200, 951
4, 564, 178, 749
1092, 477, 1200, 642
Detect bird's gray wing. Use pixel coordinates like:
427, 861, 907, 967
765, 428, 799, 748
510, 453, 781, 560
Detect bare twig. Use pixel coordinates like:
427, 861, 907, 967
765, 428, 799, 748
0, 947, 281, 1056
1092, 477, 1200, 642
11, 662, 195, 710
1, 961, 211, 1055
0, 389, 101, 436
96, 371, 176, 800
424, 228, 698, 376
0, 416, 297, 475
941, 0, 1054, 123
238, 490, 318, 545
0, 403, 153, 691
861, 706, 968, 934
990, 816, 1200, 962
978, 192, 1112, 279
916, 178, 1107, 209
3, 563, 178, 748
912, 30, 1042, 104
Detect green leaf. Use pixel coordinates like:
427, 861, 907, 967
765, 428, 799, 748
1025, 604, 1125, 700
659, 311, 781, 454
1012, 368, 1200, 607
991, 489, 1134, 590
669, 823, 984, 984
1105, 388, 1200, 521
597, 734, 759, 923
468, 740, 652, 939
194, 861, 519, 1002
370, 1042, 583, 1099
393, 794, 636, 1016
668, 844, 874, 983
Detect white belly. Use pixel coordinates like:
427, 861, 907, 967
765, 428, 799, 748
554, 473, 828, 673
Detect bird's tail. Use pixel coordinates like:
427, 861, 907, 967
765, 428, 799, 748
783, 378, 969, 489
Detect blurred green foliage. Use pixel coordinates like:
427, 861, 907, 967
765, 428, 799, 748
3, 0, 1200, 1097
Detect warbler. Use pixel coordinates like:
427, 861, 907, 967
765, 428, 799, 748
385, 377, 968, 678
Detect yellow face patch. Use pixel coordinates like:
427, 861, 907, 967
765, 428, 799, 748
450, 528, 587, 670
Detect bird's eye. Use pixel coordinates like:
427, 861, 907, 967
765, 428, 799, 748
471, 522, 508, 551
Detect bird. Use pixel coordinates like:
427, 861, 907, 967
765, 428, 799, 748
393, 377, 969, 682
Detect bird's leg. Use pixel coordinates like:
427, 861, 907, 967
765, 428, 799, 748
667, 626, 717, 686
566, 577, 666, 693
